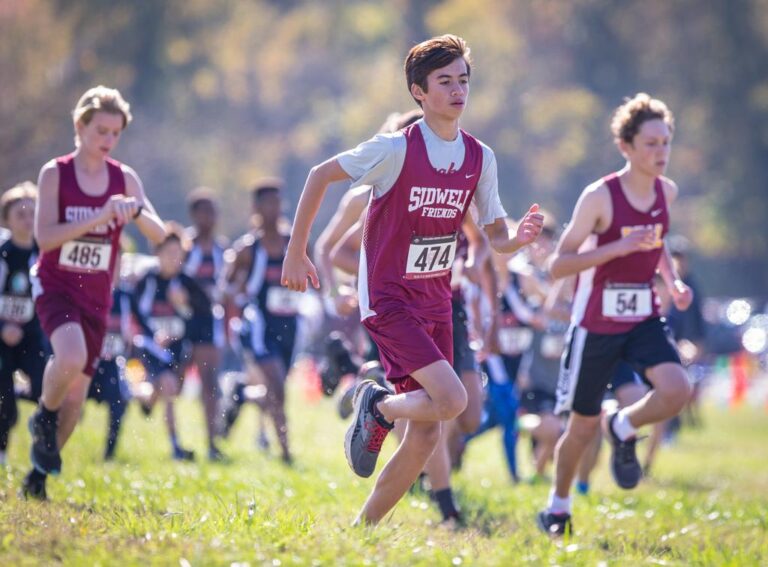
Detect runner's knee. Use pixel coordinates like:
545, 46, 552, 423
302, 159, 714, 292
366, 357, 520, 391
539, 414, 563, 444
564, 415, 601, 445
53, 347, 88, 376
657, 371, 691, 412
436, 387, 467, 421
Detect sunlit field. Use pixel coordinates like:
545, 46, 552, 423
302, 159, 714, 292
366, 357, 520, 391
1, 377, 767, 566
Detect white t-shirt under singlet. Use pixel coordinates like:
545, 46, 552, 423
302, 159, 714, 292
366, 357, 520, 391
335, 119, 507, 226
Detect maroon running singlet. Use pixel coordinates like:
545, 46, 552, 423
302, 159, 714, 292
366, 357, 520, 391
359, 123, 482, 392
31, 153, 127, 374
570, 173, 669, 335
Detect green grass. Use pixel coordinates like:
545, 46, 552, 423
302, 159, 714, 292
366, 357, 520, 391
1, 383, 767, 566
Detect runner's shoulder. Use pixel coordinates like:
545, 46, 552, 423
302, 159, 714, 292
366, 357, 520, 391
659, 176, 679, 202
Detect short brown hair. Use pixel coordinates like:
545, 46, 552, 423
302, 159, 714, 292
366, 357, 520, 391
611, 93, 675, 144
1, 181, 37, 222
73, 85, 132, 130
405, 35, 472, 107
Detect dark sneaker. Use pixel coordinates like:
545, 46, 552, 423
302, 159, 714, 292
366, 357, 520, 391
21, 470, 48, 501
440, 512, 466, 531
344, 380, 393, 478
220, 383, 246, 438
208, 445, 229, 463
221, 405, 240, 438
28, 410, 61, 475
604, 411, 643, 490
537, 510, 572, 537
337, 383, 356, 420
172, 446, 196, 462
256, 430, 270, 451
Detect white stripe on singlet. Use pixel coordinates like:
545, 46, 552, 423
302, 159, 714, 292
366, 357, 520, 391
358, 244, 375, 320
138, 275, 157, 317
0, 259, 8, 292
503, 278, 535, 325
570, 234, 597, 327
555, 325, 588, 415
184, 245, 202, 277
244, 244, 268, 300
247, 307, 268, 357
212, 313, 226, 348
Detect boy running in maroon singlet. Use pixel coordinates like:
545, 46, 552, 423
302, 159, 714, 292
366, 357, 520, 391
282, 35, 544, 526
23, 86, 166, 500
537, 93, 694, 536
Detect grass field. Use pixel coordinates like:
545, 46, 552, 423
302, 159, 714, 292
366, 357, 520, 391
1, 379, 767, 566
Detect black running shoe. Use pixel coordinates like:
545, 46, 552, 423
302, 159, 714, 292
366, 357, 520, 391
604, 411, 643, 490
440, 512, 466, 531
221, 405, 240, 438
172, 446, 196, 462
220, 383, 246, 438
344, 380, 393, 478
537, 510, 572, 537
21, 470, 48, 501
208, 445, 229, 463
28, 410, 61, 475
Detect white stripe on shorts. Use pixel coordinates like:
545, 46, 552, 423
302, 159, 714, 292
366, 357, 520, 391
555, 325, 588, 415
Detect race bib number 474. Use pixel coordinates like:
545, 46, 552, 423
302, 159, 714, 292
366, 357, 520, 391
404, 233, 457, 280
59, 240, 112, 272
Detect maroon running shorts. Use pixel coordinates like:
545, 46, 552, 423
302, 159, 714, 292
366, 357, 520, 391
363, 308, 453, 394
36, 291, 107, 376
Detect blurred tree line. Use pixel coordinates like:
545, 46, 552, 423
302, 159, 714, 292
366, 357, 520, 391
1, 0, 766, 296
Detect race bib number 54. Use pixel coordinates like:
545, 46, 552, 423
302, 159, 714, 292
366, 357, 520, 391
602, 284, 652, 320
405, 233, 457, 280
59, 240, 112, 272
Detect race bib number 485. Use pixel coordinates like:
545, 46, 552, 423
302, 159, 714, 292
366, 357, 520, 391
602, 285, 652, 320
405, 234, 457, 280
59, 240, 112, 272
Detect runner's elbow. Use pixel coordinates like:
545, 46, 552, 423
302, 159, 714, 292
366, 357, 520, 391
549, 256, 566, 279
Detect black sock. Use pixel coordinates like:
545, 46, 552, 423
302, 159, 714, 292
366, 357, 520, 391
433, 487, 460, 520
29, 468, 47, 482
39, 403, 58, 423
370, 395, 394, 429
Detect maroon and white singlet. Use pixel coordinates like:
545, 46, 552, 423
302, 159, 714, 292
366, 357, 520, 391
31, 153, 127, 373
571, 173, 669, 335
33, 153, 125, 316
359, 123, 482, 323
358, 124, 483, 387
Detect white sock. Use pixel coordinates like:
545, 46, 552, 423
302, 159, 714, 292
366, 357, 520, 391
612, 409, 638, 441
0, 450, 6, 466
547, 489, 572, 514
